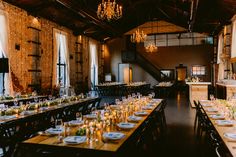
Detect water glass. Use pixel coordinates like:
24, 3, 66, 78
76, 112, 83, 121
13, 99, 18, 106
210, 94, 215, 101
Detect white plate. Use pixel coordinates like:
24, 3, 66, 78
0, 115, 16, 120
142, 106, 153, 110
63, 136, 87, 144
83, 114, 97, 119
200, 100, 210, 102
201, 104, 212, 107
110, 105, 119, 109
103, 132, 125, 140
209, 114, 225, 120
69, 120, 84, 126
45, 127, 64, 135
134, 111, 148, 116
215, 120, 234, 126
205, 108, 218, 112
128, 115, 142, 122
224, 133, 236, 141
20, 110, 36, 115
117, 122, 135, 129
151, 99, 161, 103
39, 107, 49, 111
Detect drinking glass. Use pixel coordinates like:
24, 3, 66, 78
55, 119, 63, 128
76, 112, 83, 121
91, 107, 97, 115
151, 92, 155, 98
34, 97, 38, 103
210, 94, 215, 101
115, 99, 120, 105
13, 99, 18, 106
55, 119, 63, 141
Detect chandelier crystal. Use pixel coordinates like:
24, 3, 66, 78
97, 0, 122, 21
145, 43, 158, 53
130, 28, 147, 43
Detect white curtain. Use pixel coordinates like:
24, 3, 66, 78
89, 40, 98, 89
231, 17, 236, 58
53, 29, 70, 88
0, 10, 12, 95
217, 33, 223, 64
217, 33, 224, 81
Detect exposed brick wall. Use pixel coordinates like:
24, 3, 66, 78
0, 0, 103, 94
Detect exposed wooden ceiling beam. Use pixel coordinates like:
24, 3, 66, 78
55, 0, 122, 39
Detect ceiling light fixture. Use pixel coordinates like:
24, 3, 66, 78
97, 0, 122, 21
145, 21, 158, 53
130, 28, 147, 43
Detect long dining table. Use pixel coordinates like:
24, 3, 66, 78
16, 98, 163, 157
0, 96, 101, 157
199, 99, 236, 157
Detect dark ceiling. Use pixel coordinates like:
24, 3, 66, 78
3, 0, 236, 41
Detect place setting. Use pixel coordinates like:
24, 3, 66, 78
215, 120, 234, 127
117, 122, 136, 130
134, 111, 149, 116
209, 114, 225, 120
102, 132, 125, 143
63, 136, 87, 145
224, 132, 236, 142
127, 115, 142, 122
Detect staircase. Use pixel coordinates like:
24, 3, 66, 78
121, 50, 167, 82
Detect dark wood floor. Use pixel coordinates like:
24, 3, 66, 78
101, 90, 218, 157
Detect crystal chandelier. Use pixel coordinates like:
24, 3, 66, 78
97, 0, 122, 21
145, 21, 158, 53
130, 28, 147, 43
145, 43, 158, 53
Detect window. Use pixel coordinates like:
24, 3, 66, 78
0, 10, 10, 95
231, 16, 236, 58
57, 45, 66, 87
89, 40, 98, 90
217, 33, 223, 63
143, 32, 213, 48
54, 30, 70, 88
192, 65, 206, 76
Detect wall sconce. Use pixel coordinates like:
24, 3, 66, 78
78, 35, 82, 44
31, 17, 41, 28
102, 44, 105, 58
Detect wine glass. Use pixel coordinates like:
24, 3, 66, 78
76, 112, 83, 121
115, 99, 120, 105
55, 119, 63, 141
13, 99, 18, 106
210, 94, 215, 101
91, 107, 97, 115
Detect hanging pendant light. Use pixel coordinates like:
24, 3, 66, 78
130, 28, 147, 43
97, 0, 122, 21
145, 21, 158, 53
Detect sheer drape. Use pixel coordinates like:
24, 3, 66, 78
231, 18, 236, 58
53, 29, 70, 88
89, 40, 98, 89
217, 33, 224, 80
0, 10, 12, 95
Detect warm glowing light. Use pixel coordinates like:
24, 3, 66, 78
145, 43, 158, 53
97, 0, 122, 21
130, 28, 147, 43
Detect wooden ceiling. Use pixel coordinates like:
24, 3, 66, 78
3, 0, 236, 41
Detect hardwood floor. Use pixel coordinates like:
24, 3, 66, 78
101, 91, 218, 157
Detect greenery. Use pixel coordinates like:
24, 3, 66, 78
75, 127, 86, 136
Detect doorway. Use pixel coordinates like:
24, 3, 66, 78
118, 63, 132, 84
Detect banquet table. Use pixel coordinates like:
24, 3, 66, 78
199, 99, 236, 157
16, 98, 163, 157
0, 95, 48, 106
0, 97, 100, 125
